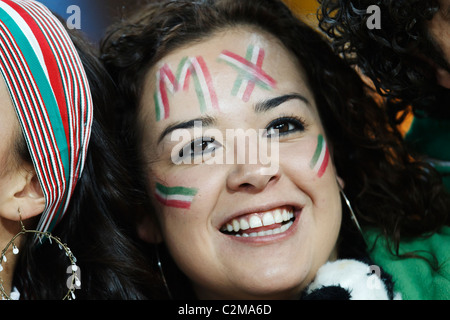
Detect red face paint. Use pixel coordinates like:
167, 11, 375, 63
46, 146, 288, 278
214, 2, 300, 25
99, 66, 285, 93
309, 134, 329, 178
218, 45, 276, 102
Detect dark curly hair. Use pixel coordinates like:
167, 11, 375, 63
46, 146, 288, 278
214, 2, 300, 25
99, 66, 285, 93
318, 0, 450, 122
100, 0, 450, 271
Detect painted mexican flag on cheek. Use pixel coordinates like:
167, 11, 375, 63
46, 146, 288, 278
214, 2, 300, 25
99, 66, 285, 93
155, 182, 198, 209
309, 134, 329, 178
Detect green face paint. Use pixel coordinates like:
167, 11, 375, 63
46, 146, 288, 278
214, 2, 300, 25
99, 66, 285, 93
309, 134, 329, 178
218, 44, 276, 102
154, 56, 219, 121
154, 182, 198, 209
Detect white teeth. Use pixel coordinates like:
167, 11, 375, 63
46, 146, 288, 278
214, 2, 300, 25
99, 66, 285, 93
274, 209, 283, 223
222, 207, 295, 236
232, 219, 240, 232
262, 212, 275, 226
240, 218, 249, 230
249, 215, 263, 228
235, 221, 294, 237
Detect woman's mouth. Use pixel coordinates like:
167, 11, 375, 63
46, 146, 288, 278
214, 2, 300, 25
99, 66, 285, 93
220, 205, 298, 238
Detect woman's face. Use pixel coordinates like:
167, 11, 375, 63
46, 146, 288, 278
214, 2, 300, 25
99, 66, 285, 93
139, 28, 342, 299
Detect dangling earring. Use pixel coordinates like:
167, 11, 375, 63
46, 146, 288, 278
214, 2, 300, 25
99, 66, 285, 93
337, 183, 366, 243
155, 244, 173, 299
0, 209, 80, 300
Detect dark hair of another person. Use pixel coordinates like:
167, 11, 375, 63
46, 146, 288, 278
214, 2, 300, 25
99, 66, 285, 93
318, 0, 450, 121
12, 26, 166, 299
100, 0, 450, 293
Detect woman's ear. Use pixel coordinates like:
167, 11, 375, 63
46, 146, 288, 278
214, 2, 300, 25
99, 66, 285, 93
137, 214, 163, 244
0, 164, 45, 221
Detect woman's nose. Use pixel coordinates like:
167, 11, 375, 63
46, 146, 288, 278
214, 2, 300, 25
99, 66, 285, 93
226, 163, 280, 193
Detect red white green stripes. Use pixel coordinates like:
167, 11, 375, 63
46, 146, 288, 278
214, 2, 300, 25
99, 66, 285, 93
154, 56, 219, 121
218, 45, 276, 101
188, 56, 219, 114
0, 0, 93, 233
154, 63, 176, 121
155, 183, 198, 209
310, 134, 329, 178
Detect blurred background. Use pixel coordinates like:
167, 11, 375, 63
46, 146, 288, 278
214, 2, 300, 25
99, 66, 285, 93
39, 0, 320, 44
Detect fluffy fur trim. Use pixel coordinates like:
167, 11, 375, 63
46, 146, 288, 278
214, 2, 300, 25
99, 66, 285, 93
302, 259, 402, 300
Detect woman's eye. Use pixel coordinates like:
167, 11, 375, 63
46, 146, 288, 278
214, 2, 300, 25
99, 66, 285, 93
266, 117, 305, 137
178, 137, 220, 160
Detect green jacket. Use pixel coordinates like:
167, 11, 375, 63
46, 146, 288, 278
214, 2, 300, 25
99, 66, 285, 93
363, 115, 450, 299
365, 227, 450, 300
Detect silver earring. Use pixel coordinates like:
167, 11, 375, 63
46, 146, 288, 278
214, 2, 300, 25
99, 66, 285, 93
0, 209, 80, 300
155, 244, 172, 299
338, 184, 366, 243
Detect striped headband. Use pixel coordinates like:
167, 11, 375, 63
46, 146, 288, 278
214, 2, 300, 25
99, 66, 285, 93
0, 0, 93, 233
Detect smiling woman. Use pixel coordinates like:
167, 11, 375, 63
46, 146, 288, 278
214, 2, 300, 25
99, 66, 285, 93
136, 28, 340, 299
101, 0, 450, 299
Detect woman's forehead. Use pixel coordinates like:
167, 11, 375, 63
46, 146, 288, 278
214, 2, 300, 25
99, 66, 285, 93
149, 27, 297, 79
144, 28, 310, 103
137, 27, 319, 140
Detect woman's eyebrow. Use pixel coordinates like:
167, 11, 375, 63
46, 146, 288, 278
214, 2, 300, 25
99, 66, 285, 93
254, 93, 310, 113
157, 115, 216, 144
157, 94, 309, 143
